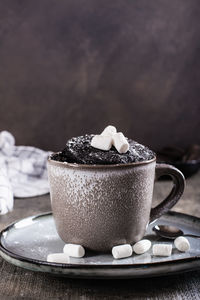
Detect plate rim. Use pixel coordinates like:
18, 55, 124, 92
0, 211, 200, 270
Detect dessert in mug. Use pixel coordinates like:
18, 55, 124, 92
48, 125, 185, 256
51, 126, 155, 165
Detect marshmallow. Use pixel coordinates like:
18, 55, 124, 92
47, 253, 70, 263
112, 244, 132, 259
113, 132, 129, 154
174, 236, 190, 252
152, 244, 172, 257
63, 243, 85, 258
91, 135, 113, 151
133, 239, 152, 255
101, 125, 117, 136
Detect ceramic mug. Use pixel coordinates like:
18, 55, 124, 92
47, 156, 185, 252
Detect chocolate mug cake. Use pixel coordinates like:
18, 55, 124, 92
48, 126, 185, 252
51, 134, 155, 165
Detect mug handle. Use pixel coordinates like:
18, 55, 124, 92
150, 163, 185, 223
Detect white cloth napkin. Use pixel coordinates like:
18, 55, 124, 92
0, 131, 52, 215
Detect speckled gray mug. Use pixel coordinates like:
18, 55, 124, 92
47, 156, 185, 252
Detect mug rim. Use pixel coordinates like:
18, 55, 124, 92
48, 153, 156, 169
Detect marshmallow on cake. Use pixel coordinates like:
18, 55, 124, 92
91, 125, 129, 154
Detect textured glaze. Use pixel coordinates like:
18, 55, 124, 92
47, 159, 185, 252
48, 160, 156, 251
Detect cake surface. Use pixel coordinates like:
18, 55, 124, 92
51, 134, 155, 165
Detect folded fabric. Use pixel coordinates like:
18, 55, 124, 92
0, 131, 52, 215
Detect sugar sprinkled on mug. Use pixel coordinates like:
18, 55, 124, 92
48, 125, 185, 252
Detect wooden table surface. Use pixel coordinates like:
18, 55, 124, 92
0, 172, 200, 299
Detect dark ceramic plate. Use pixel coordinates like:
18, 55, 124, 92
0, 212, 200, 279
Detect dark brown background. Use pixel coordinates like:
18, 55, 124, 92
0, 0, 200, 151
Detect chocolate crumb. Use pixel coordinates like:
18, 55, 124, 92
51, 134, 155, 165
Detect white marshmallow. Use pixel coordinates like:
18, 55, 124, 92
63, 243, 85, 258
47, 253, 70, 263
174, 236, 190, 252
112, 244, 132, 259
91, 135, 113, 151
152, 244, 172, 257
113, 132, 129, 154
133, 239, 152, 255
101, 125, 117, 136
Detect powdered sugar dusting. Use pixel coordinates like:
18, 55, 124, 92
51, 135, 155, 165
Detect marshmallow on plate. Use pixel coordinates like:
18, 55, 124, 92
133, 239, 152, 255
47, 253, 69, 263
112, 244, 132, 259
113, 132, 129, 154
152, 244, 172, 257
174, 236, 190, 252
63, 243, 85, 258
